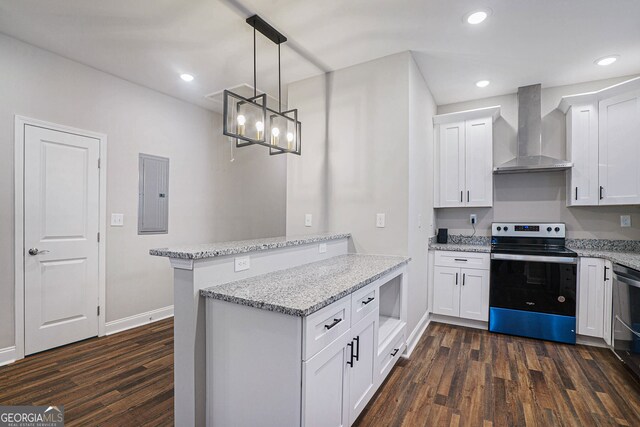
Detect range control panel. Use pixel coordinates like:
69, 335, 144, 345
491, 223, 566, 238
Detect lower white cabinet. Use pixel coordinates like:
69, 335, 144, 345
347, 311, 378, 423
578, 257, 613, 342
432, 251, 490, 322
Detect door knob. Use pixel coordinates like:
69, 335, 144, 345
28, 248, 49, 255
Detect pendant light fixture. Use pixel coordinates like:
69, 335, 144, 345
223, 15, 301, 155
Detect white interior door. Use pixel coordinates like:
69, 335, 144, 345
24, 124, 100, 355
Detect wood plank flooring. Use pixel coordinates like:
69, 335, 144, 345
2, 319, 639, 426
0, 318, 173, 426
355, 322, 640, 427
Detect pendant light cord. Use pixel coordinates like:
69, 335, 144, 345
253, 27, 257, 98
278, 43, 282, 113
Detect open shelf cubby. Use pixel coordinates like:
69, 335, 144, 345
378, 274, 404, 347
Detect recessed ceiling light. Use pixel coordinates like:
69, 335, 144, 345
476, 80, 490, 88
180, 73, 194, 82
464, 9, 491, 25
595, 55, 619, 66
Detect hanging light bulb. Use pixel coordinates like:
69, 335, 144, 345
286, 132, 294, 150
271, 127, 280, 146
236, 114, 246, 136
255, 121, 264, 139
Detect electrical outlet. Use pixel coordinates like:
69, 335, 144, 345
621, 215, 632, 228
305, 214, 313, 227
319, 243, 327, 253
234, 256, 250, 272
111, 213, 124, 226
470, 214, 477, 225
376, 213, 386, 228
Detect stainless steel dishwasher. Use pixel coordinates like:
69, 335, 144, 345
612, 264, 640, 379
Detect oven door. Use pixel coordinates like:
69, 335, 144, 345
612, 265, 640, 379
489, 253, 577, 343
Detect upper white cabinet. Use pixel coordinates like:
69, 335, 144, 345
560, 77, 640, 206
433, 106, 500, 208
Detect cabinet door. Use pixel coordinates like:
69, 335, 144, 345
433, 266, 460, 317
577, 258, 605, 338
603, 260, 613, 345
459, 268, 489, 321
599, 91, 640, 205
438, 122, 465, 207
303, 333, 349, 427
567, 104, 599, 206
465, 118, 493, 207
347, 312, 378, 424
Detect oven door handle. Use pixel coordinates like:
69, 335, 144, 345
615, 315, 640, 339
490, 253, 578, 264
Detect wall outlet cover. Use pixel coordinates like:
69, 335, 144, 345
319, 243, 327, 253
621, 215, 632, 228
234, 256, 250, 272
111, 213, 124, 226
304, 213, 313, 227
470, 214, 477, 225
376, 213, 386, 228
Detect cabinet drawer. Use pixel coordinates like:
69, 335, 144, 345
303, 296, 351, 361
377, 326, 406, 382
434, 251, 489, 269
351, 283, 379, 326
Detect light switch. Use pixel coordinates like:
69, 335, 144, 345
111, 213, 124, 227
376, 213, 386, 228
319, 243, 327, 253
305, 214, 313, 227
234, 256, 250, 272
621, 215, 632, 228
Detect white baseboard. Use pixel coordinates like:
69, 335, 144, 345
403, 311, 431, 359
430, 314, 488, 330
105, 305, 174, 335
0, 346, 17, 367
576, 335, 609, 348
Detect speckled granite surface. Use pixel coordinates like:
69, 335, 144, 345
567, 239, 640, 252
429, 235, 491, 246
200, 254, 410, 317
571, 249, 640, 271
428, 243, 490, 253
149, 232, 350, 259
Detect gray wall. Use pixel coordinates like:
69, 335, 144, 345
286, 52, 435, 337
436, 75, 640, 239
0, 34, 286, 349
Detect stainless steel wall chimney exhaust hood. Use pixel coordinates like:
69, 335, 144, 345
493, 84, 573, 174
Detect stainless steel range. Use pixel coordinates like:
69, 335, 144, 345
489, 222, 578, 344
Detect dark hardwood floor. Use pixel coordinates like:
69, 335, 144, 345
2, 319, 639, 426
0, 318, 173, 426
355, 322, 640, 427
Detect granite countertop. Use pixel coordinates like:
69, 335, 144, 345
200, 254, 410, 317
428, 243, 490, 253
571, 249, 640, 271
149, 232, 350, 260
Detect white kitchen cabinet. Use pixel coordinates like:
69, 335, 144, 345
347, 311, 378, 424
599, 90, 640, 205
566, 103, 599, 206
303, 331, 350, 427
560, 77, 640, 206
432, 251, 490, 322
577, 257, 613, 340
459, 268, 490, 321
433, 106, 499, 208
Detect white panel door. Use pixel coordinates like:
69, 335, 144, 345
303, 332, 349, 427
24, 125, 100, 355
432, 266, 460, 317
577, 258, 605, 338
599, 91, 640, 205
603, 260, 613, 345
567, 104, 599, 206
438, 122, 465, 207
348, 312, 377, 424
464, 118, 493, 207
459, 268, 489, 321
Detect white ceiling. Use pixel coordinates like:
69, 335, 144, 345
1, 0, 639, 110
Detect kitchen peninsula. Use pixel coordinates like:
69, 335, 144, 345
150, 233, 410, 426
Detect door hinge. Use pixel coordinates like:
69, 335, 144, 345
98, 158, 101, 169
97, 306, 100, 316
97, 232, 100, 242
